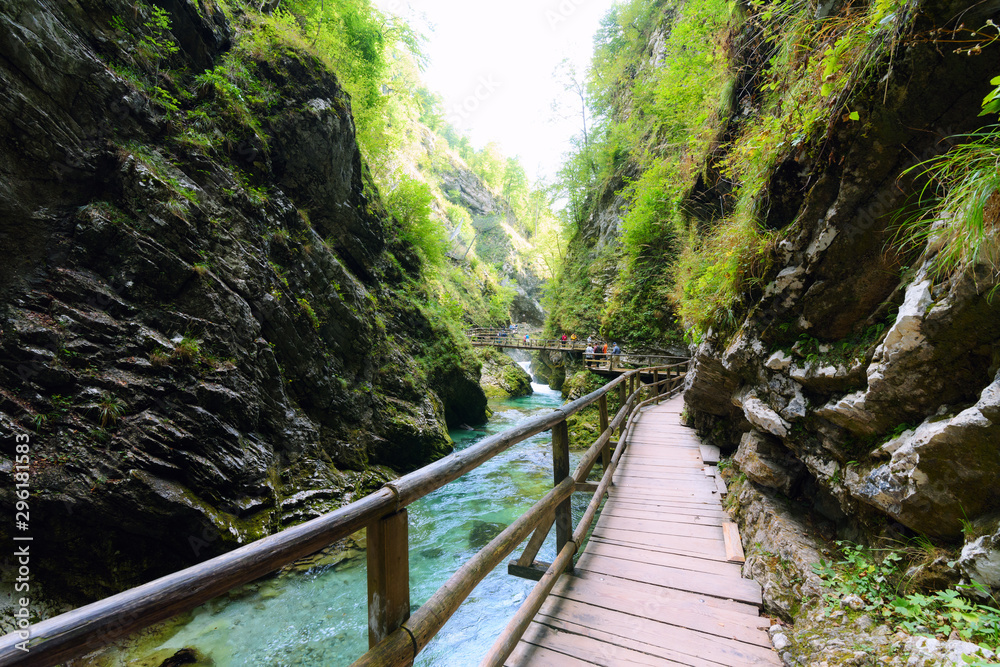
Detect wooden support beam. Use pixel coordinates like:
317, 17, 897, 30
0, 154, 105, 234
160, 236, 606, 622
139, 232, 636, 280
552, 420, 573, 563
507, 559, 552, 582
367, 509, 410, 649
598, 395, 610, 472
574, 481, 600, 493
515, 512, 554, 568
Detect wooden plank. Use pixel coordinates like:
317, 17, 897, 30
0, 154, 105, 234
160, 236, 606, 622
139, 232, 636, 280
615, 466, 712, 481
532, 616, 717, 667
508, 559, 552, 582
551, 574, 768, 628
569, 569, 761, 617
588, 526, 731, 562
700, 444, 721, 464
592, 515, 725, 541
533, 610, 781, 666
603, 498, 729, 519
610, 477, 718, 493
611, 477, 716, 491
518, 620, 685, 667
581, 540, 742, 578
506, 638, 597, 667
610, 483, 719, 501
606, 489, 724, 507
723, 522, 746, 563
715, 474, 728, 496
574, 551, 763, 605
598, 505, 727, 527
540, 588, 772, 649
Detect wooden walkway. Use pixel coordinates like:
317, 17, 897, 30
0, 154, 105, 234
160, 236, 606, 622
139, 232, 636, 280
506, 396, 781, 666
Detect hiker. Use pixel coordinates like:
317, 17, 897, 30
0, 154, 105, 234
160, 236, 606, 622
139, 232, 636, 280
611, 342, 621, 369
561, 333, 568, 343
584, 344, 594, 367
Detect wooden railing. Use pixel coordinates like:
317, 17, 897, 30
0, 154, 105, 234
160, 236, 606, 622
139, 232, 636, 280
0, 362, 688, 667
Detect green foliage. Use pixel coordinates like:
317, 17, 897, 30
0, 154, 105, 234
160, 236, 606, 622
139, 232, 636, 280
297, 297, 321, 331
895, 125, 1000, 287
387, 176, 448, 266
172, 337, 202, 364
982, 74, 1000, 116
814, 541, 1000, 660
673, 215, 775, 340
137, 5, 180, 67
96, 394, 126, 429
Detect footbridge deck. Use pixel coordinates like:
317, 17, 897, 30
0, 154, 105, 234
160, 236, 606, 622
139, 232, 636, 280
505, 396, 781, 666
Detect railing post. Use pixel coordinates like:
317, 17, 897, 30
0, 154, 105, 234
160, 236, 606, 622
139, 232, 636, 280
653, 369, 660, 399
552, 420, 573, 568
367, 509, 410, 649
598, 394, 610, 471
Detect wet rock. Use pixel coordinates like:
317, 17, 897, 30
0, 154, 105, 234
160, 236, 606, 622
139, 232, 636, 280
733, 430, 803, 495
468, 520, 506, 549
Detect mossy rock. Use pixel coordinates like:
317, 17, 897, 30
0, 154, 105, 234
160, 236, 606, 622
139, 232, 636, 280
475, 348, 532, 399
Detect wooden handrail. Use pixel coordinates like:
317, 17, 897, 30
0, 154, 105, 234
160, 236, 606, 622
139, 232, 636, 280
0, 358, 682, 667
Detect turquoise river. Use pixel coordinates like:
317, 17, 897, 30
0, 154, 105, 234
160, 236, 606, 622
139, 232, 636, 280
87, 365, 589, 666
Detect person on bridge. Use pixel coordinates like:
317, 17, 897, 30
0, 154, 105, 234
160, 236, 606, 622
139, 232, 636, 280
601, 341, 608, 364
611, 342, 621, 369
524, 333, 530, 343
570, 333, 577, 342
584, 344, 594, 367
560, 333, 568, 343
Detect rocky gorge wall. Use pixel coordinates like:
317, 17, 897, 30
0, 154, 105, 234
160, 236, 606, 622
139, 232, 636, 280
682, 0, 1000, 596
0, 0, 487, 604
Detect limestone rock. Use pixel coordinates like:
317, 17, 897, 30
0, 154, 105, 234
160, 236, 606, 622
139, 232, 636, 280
684, 341, 739, 417
733, 430, 803, 495
765, 350, 792, 371
741, 394, 791, 438
957, 515, 1000, 595
850, 372, 1000, 538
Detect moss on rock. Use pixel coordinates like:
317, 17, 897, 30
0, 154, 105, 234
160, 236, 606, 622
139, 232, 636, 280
475, 347, 532, 399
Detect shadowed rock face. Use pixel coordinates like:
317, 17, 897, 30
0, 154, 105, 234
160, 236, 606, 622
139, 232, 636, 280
0, 0, 486, 602
682, 0, 1000, 551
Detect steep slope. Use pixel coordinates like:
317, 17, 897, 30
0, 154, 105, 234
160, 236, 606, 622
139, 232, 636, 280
0, 0, 487, 603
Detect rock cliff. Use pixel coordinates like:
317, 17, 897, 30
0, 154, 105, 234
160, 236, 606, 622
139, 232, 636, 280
0, 0, 486, 603
680, 0, 1000, 586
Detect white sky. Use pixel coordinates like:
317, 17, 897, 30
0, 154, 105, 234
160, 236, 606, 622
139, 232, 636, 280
375, 0, 619, 183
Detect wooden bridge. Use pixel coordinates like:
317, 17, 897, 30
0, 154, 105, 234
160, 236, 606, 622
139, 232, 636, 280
0, 363, 780, 667
465, 327, 686, 376
501, 396, 779, 666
